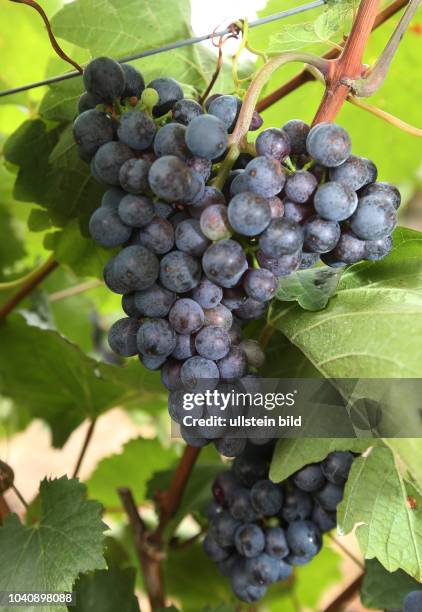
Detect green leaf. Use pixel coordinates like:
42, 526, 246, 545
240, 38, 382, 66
39, 78, 84, 123
0, 315, 162, 446
384, 439, 422, 492
27, 208, 52, 232
72, 566, 140, 612
361, 559, 422, 610
270, 438, 372, 483
0, 477, 106, 612
270, 228, 422, 377
51, 0, 210, 88
275, 267, 343, 311
338, 446, 422, 580
0, 202, 26, 281
87, 438, 178, 508
44, 222, 113, 279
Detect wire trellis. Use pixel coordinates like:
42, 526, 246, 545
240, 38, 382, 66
0, 0, 326, 98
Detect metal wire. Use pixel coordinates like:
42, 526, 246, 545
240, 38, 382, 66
0, 0, 326, 98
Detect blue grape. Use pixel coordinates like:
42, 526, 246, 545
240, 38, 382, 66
283, 200, 313, 224
300, 251, 319, 269
172, 99, 204, 125
228, 192, 272, 236
148, 77, 184, 116
208, 94, 241, 132
277, 560, 293, 581
200, 205, 232, 241
250, 480, 283, 516
108, 317, 139, 356
304, 216, 341, 253
101, 188, 125, 210
175, 219, 210, 256
259, 218, 304, 257
149, 155, 194, 202
268, 196, 284, 219
192, 277, 223, 309
153, 122, 189, 159
160, 359, 182, 391
213, 471, 241, 505
121, 293, 141, 318
140, 354, 167, 370
365, 235, 393, 261
78, 92, 95, 114
320, 252, 347, 268
184, 171, 206, 204
210, 511, 241, 547
239, 340, 265, 369
137, 318, 176, 357
233, 453, 268, 487
89, 205, 131, 247
314, 181, 358, 221
207, 501, 224, 521
195, 326, 230, 360
118, 194, 155, 227
121, 64, 145, 99
154, 200, 174, 219
234, 298, 268, 321
360, 181, 401, 209
73, 109, 113, 157
180, 356, 220, 392
247, 553, 279, 586
103, 256, 128, 294
202, 240, 247, 288
172, 333, 196, 360
113, 245, 159, 291
159, 250, 201, 293
203, 534, 231, 562
214, 437, 247, 458
133, 217, 175, 254
255, 128, 291, 161
190, 185, 225, 214
281, 487, 313, 523
134, 283, 175, 317
185, 114, 228, 160
350, 195, 397, 240
329, 155, 377, 190
293, 464, 325, 492
249, 110, 264, 131
228, 488, 257, 522
321, 451, 353, 485
312, 503, 337, 532
306, 122, 352, 167
179, 424, 209, 447
169, 298, 205, 334
282, 119, 310, 155
83, 57, 125, 103
119, 158, 151, 194
229, 172, 249, 197
221, 287, 247, 311
93, 141, 134, 185
231, 566, 267, 602
256, 249, 302, 278
286, 520, 322, 559
235, 524, 265, 558
285, 170, 318, 203
243, 269, 277, 303
186, 156, 212, 183
203, 304, 233, 330
245, 156, 286, 197
117, 110, 156, 150
217, 346, 248, 380
314, 482, 344, 511
332, 231, 366, 264
265, 527, 289, 559
403, 591, 422, 612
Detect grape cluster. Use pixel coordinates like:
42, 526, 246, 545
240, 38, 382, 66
205, 443, 354, 602
73, 56, 401, 452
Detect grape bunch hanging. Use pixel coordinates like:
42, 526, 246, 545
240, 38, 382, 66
205, 443, 355, 602
73, 56, 401, 452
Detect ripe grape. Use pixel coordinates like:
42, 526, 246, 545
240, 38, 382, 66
208, 94, 241, 132
312, 503, 336, 532
350, 195, 397, 240
403, 591, 422, 612
172, 99, 204, 125
306, 122, 352, 167
113, 245, 159, 291
332, 231, 366, 264
94, 141, 134, 185
160, 359, 182, 391
175, 219, 210, 256
134, 283, 175, 318
250, 480, 283, 515
148, 155, 194, 202
137, 318, 176, 357
265, 527, 289, 559
172, 333, 196, 360
234, 298, 268, 321
117, 110, 156, 150
203, 534, 231, 562
203, 304, 233, 330
214, 437, 247, 458
257, 249, 302, 278
284, 170, 317, 203
329, 154, 377, 190
321, 451, 354, 485
228, 192, 272, 236
286, 520, 322, 559
314, 482, 344, 511
89, 205, 131, 248
159, 250, 201, 293
83, 57, 125, 103
192, 277, 223, 309
202, 240, 248, 288
245, 157, 286, 197
360, 181, 401, 209
121, 64, 145, 99
134, 217, 175, 254
229, 488, 257, 522
217, 346, 248, 381
281, 488, 313, 523
365, 235, 393, 261
282, 119, 310, 155
148, 77, 184, 116
304, 216, 341, 253
255, 128, 291, 161
247, 553, 279, 586
200, 204, 232, 241
313, 181, 358, 221
293, 464, 325, 492
185, 114, 228, 160
195, 326, 230, 360
235, 524, 265, 557
119, 158, 151, 194
180, 356, 220, 392
108, 317, 140, 356
259, 218, 304, 257
169, 298, 204, 334
118, 194, 155, 227
243, 269, 277, 303
283, 200, 313, 224
153, 122, 189, 159
73, 109, 114, 157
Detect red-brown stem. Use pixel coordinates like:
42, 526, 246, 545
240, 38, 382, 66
256, 0, 408, 113
313, 0, 381, 124
154, 445, 201, 539
0, 258, 59, 321
10, 0, 83, 74
72, 418, 98, 478
0, 496, 10, 524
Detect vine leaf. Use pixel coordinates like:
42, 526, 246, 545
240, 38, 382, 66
268, 0, 356, 53
361, 559, 422, 610
269, 228, 422, 377
0, 315, 163, 447
88, 438, 178, 508
72, 566, 140, 612
275, 267, 343, 311
383, 439, 422, 492
338, 446, 422, 580
0, 477, 107, 610
270, 438, 372, 483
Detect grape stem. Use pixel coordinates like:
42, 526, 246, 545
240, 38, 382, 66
347, 95, 422, 137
